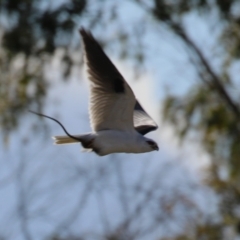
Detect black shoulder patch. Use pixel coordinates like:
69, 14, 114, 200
113, 77, 125, 93
135, 125, 158, 135
134, 101, 143, 111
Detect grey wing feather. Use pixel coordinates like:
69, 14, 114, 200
134, 101, 158, 135
80, 28, 126, 94
79, 28, 135, 132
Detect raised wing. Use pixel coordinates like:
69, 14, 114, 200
134, 101, 158, 135
80, 28, 136, 132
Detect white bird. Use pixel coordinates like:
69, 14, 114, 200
30, 28, 159, 156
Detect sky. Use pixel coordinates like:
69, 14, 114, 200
0, 57, 216, 239
0, 1, 223, 239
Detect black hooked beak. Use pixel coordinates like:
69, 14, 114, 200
154, 145, 159, 151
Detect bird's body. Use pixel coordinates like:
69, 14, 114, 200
54, 130, 155, 156
30, 27, 159, 156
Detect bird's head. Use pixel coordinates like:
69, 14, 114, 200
146, 139, 159, 151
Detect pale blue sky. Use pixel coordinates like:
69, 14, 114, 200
0, 1, 224, 239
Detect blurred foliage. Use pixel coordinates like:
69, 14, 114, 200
155, 0, 240, 239
0, 0, 86, 136
151, 0, 240, 62
49, 236, 83, 240
162, 223, 223, 240
1, 0, 240, 239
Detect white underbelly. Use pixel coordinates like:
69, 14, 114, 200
94, 130, 144, 155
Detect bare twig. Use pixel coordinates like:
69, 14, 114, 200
170, 23, 240, 119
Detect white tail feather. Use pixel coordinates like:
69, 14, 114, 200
52, 135, 81, 145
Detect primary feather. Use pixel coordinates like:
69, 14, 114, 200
29, 28, 159, 156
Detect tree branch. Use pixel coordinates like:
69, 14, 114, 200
170, 23, 240, 119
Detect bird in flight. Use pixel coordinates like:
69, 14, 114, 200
30, 28, 158, 156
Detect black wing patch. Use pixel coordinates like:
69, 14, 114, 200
114, 77, 125, 93
133, 101, 158, 135
80, 28, 125, 94
135, 125, 157, 136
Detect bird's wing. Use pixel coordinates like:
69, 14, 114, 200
134, 101, 158, 135
80, 28, 136, 132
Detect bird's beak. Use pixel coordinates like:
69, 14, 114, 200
154, 146, 159, 151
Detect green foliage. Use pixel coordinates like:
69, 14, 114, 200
152, 0, 240, 63
0, 0, 240, 238
158, 0, 240, 238
1, 0, 86, 55
0, 0, 86, 135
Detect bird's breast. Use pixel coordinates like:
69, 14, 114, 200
93, 130, 145, 156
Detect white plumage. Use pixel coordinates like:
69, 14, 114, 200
31, 28, 159, 156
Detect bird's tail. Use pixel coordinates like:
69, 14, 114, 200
28, 110, 95, 148
53, 133, 95, 149
53, 135, 82, 145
